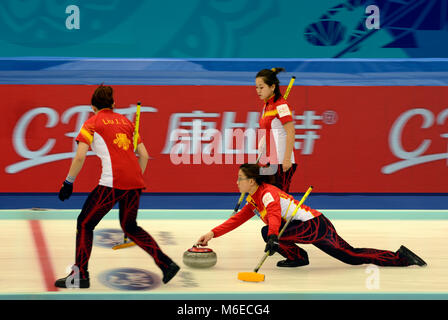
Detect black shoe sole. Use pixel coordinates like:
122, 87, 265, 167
276, 260, 309, 268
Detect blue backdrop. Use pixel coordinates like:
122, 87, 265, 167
0, 0, 447, 58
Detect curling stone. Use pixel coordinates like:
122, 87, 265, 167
183, 245, 217, 268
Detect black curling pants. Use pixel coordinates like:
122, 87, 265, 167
261, 214, 410, 266
273, 164, 297, 193
75, 185, 172, 277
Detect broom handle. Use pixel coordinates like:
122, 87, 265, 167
133, 101, 141, 151
254, 186, 313, 272
277, 186, 313, 238
124, 101, 142, 244
283, 76, 295, 100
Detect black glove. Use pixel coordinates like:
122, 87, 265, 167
264, 234, 279, 256
58, 180, 73, 201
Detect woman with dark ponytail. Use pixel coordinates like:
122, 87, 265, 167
255, 68, 297, 192
196, 164, 426, 269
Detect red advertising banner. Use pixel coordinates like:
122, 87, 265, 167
0, 85, 447, 193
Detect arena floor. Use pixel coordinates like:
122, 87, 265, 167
0, 209, 447, 300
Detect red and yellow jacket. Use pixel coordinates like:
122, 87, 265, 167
76, 109, 145, 190
258, 95, 296, 164
212, 183, 321, 238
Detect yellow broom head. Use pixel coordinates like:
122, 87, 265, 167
237, 272, 265, 282
112, 241, 136, 250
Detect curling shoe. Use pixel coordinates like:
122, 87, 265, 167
277, 258, 309, 268
54, 270, 90, 288
162, 262, 180, 284
397, 245, 427, 267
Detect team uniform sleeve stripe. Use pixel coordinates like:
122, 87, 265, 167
79, 128, 93, 145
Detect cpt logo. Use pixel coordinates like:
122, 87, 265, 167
99, 268, 161, 291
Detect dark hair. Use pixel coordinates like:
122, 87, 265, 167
239, 163, 275, 185
255, 67, 286, 102
91, 85, 114, 110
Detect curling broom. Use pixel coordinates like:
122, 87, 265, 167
112, 101, 141, 250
